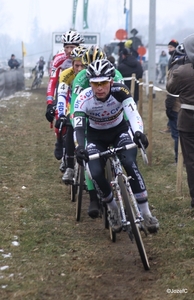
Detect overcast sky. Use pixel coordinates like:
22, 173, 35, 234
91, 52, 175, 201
1, 0, 194, 46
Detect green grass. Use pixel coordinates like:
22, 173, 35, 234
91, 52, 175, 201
0, 81, 194, 299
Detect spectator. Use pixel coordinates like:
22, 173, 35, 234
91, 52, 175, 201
165, 43, 185, 164
166, 33, 194, 207
107, 55, 116, 67
117, 48, 143, 104
117, 41, 125, 65
124, 39, 139, 58
158, 50, 168, 84
161, 39, 179, 134
8, 54, 20, 69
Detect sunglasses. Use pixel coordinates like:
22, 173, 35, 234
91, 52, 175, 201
90, 80, 111, 87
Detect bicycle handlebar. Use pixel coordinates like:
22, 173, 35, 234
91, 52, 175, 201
88, 143, 137, 161
88, 142, 148, 164
58, 117, 72, 132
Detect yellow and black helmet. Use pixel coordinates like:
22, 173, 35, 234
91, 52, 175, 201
70, 46, 88, 60
82, 45, 107, 66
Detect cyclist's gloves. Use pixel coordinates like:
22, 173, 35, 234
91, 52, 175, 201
55, 115, 67, 129
75, 146, 89, 166
133, 131, 149, 149
45, 104, 55, 123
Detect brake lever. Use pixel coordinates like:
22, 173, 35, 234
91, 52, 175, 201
58, 116, 66, 133
138, 139, 148, 165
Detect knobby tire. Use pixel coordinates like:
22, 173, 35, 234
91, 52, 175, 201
118, 175, 150, 270
75, 165, 84, 222
105, 159, 116, 242
31, 78, 38, 89
71, 161, 79, 202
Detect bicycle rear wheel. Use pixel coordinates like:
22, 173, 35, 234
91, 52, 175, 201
75, 165, 84, 221
118, 175, 150, 271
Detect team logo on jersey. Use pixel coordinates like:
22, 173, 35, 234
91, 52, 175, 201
84, 89, 93, 97
78, 94, 86, 101
74, 99, 83, 109
57, 101, 64, 114
120, 87, 130, 95
111, 87, 120, 92
101, 111, 110, 117
107, 101, 116, 106
110, 107, 121, 114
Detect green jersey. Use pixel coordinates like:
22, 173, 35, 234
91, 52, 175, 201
70, 69, 124, 123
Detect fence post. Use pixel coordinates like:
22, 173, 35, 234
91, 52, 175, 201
131, 73, 136, 98
176, 139, 183, 194
138, 78, 143, 117
147, 81, 153, 166
144, 70, 149, 96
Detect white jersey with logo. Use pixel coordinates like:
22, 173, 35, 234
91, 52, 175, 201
74, 82, 143, 131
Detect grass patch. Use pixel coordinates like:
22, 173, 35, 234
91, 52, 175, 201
0, 81, 194, 299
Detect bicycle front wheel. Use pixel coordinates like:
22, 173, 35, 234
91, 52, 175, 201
118, 175, 150, 271
105, 159, 116, 242
75, 165, 84, 221
71, 161, 79, 202
37, 78, 42, 88
31, 78, 37, 89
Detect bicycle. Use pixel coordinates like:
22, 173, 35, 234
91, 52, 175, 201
71, 161, 88, 221
31, 69, 43, 89
87, 143, 150, 271
58, 118, 88, 221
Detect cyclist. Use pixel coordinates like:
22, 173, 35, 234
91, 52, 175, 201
66, 45, 124, 217
73, 59, 159, 233
32, 56, 46, 78
54, 46, 87, 176
45, 30, 85, 160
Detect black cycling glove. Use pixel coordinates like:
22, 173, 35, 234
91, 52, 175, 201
133, 131, 149, 149
75, 146, 89, 166
45, 104, 55, 122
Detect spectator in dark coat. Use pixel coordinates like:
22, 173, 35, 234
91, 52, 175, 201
117, 48, 143, 104
8, 54, 20, 69
107, 55, 116, 67
166, 33, 194, 208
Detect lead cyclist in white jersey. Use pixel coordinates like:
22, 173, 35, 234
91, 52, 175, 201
73, 59, 159, 233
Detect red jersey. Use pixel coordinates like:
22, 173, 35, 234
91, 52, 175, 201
46, 51, 67, 105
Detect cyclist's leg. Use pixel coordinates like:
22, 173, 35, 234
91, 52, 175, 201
54, 126, 66, 160
86, 142, 111, 201
62, 124, 75, 184
85, 170, 100, 218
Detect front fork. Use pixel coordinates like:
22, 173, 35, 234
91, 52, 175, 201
110, 174, 145, 233
110, 175, 130, 227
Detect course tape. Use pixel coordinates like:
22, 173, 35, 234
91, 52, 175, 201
122, 76, 179, 97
